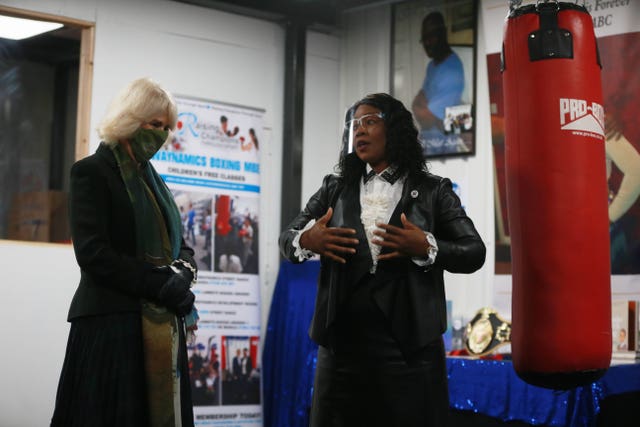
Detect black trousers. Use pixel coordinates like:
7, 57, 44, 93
310, 275, 449, 427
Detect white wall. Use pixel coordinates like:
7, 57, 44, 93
339, 6, 392, 110
0, 241, 78, 427
301, 30, 342, 204
0, 0, 287, 425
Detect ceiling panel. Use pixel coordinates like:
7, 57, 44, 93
172, 0, 397, 27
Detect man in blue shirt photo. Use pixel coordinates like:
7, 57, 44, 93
411, 11, 466, 155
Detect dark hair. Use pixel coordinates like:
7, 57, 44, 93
422, 11, 448, 46
249, 128, 259, 150
336, 93, 427, 186
423, 11, 445, 29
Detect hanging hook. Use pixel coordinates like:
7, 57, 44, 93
536, 0, 560, 11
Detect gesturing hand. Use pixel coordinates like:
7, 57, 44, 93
373, 213, 429, 260
299, 207, 359, 264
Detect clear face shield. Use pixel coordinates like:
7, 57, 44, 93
344, 112, 385, 154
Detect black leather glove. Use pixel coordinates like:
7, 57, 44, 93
142, 265, 173, 294
140, 266, 195, 315
173, 290, 196, 316
156, 270, 195, 315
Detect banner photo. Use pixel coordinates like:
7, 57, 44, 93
481, 0, 640, 306
152, 96, 264, 426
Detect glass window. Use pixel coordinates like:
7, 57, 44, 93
0, 9, 93, 243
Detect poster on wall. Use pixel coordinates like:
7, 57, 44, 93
151, 95, 264, 426
392, 0, 477, 158
482, 0, 640, 304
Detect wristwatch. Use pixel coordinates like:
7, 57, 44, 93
425, 231, 438, 263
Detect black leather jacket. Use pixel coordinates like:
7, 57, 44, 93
279, 171, 486, 356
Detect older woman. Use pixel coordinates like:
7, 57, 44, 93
280, 93, 486, 427
51, 77, 197, 427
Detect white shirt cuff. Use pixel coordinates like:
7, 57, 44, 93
292, 219, 317, 261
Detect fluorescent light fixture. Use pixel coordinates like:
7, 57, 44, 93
0, 15, 63, 40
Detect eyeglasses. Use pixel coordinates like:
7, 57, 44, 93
345, 112, 385, 132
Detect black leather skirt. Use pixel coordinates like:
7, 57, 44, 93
310, 275, 449, 427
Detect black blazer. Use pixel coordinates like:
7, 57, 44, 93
279, 172, 486, 356
67, 144, 194, 321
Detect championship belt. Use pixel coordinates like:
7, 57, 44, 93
464, 307, 512, 357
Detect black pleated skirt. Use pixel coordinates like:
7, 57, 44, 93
310, 275, 450, 427
51, 312, 194, 427
51, 312, 148, 427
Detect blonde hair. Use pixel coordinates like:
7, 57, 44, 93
97, 77, 178, 146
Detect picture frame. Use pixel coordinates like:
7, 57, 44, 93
391, 0, 478, 158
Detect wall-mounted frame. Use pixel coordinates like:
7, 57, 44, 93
391, 0, 478, 158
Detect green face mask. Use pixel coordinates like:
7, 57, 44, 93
129, 128, 169, 163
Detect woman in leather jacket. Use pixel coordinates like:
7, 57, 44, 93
279, 93, 486, 427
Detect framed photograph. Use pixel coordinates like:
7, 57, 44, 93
392, 0, 478, 158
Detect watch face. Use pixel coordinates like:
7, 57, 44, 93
467, 317, 494, 354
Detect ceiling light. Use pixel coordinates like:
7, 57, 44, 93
0, 15, 63, 40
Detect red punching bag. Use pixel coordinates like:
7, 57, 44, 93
502, 1, 611, 389
216, 195, 232, 235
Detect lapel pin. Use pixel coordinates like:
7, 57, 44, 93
410, 190, 419, 198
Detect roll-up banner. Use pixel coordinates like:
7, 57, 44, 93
152, 95, 264, 426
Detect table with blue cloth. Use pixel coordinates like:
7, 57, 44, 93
263, 260, 640, 427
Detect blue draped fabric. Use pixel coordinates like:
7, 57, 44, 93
263, 260, 640, 427
446, 357, 640, 426
263, 260, 319, 427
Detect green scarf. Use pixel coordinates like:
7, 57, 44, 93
112, 128, 182, 261
111, 131, 185, 426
